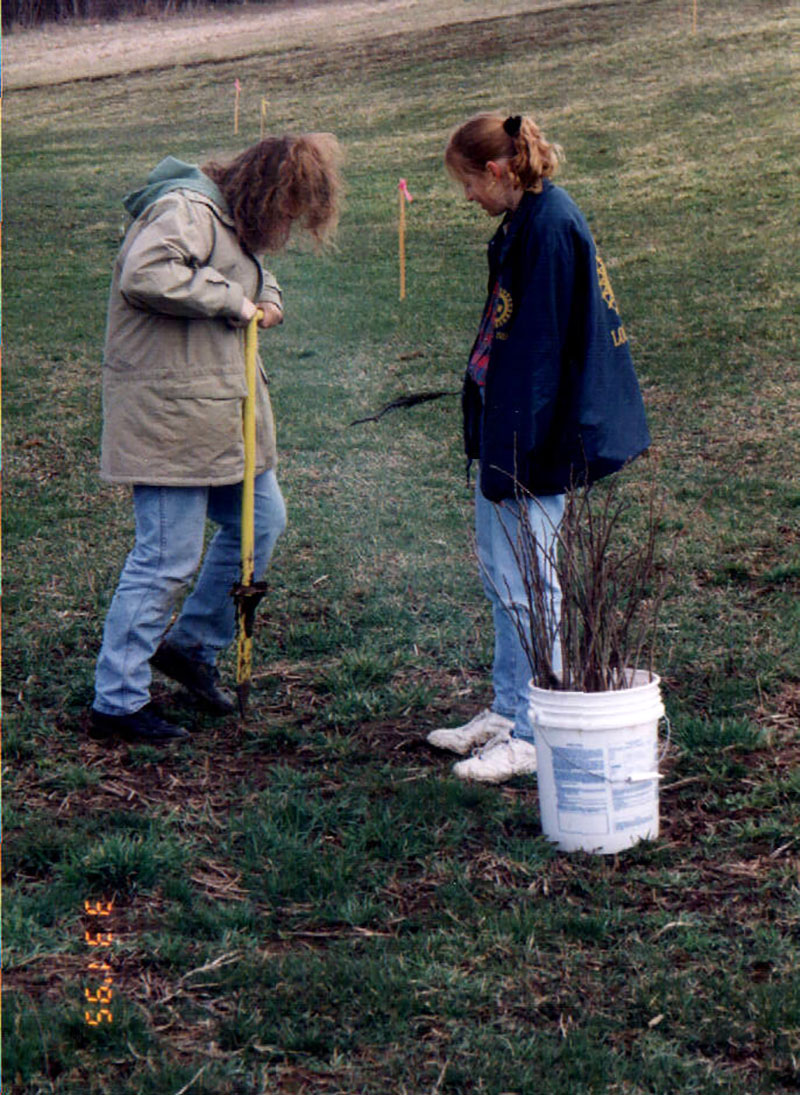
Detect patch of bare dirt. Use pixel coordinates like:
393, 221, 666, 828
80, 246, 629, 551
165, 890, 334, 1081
3, 1, 397, 88
2, 0, 570, 89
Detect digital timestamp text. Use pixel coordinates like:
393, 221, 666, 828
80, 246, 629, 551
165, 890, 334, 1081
83, 899, 115, 1026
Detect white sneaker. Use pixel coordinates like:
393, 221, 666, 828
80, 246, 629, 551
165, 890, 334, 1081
426, 708, 514, 755
452, 735, 538, 783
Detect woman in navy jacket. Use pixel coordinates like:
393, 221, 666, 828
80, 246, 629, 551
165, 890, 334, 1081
427, 113, 650, 783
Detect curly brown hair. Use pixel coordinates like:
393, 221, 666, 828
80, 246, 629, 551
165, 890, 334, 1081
204, 133, 343, 254
445, 112, 561, 194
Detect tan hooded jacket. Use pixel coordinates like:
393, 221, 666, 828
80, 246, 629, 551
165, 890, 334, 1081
100, 186, 283, 486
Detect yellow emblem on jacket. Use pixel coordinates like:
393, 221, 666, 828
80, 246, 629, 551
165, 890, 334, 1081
494, 287, 513, 339
596, 255, 620, 315
597, 255, 629, 346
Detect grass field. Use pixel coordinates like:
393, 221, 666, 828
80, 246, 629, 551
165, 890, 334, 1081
3, 0, 800, 1091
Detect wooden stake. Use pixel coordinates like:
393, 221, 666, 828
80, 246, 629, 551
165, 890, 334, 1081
399, 190, 406, 300
398, 178, 413, 300
260, 98, 267, 140
234, 78, 241, 135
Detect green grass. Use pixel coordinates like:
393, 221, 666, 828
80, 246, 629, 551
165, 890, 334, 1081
3, 0, 800, 1091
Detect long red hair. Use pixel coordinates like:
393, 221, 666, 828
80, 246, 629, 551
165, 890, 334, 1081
204, 133, 343, 253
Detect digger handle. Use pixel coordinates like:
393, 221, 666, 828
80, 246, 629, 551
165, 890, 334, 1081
241, 312, 262, 587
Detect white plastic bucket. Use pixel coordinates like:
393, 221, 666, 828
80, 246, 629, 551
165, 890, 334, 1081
529, 670, 665, 855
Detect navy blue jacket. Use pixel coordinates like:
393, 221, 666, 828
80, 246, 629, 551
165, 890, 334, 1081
463, 181, 650, 500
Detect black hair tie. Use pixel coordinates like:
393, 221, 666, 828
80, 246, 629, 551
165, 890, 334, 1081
503, 115, 522, 139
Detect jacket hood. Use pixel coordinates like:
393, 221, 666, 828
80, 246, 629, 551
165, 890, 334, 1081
123, 157, 229, 220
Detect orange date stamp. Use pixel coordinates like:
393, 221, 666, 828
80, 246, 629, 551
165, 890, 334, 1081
83, 899, 115, 1026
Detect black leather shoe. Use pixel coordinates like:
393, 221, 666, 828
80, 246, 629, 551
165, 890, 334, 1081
150, 642, 236, 715
89, 704, 190, 743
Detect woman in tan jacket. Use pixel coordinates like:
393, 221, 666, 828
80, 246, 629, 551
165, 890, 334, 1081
91, 135, 342, 744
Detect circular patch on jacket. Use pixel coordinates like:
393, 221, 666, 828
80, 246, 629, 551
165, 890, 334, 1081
493, 287, 513, 329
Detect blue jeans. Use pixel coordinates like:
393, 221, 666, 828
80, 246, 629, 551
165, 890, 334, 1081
93, 469, 286, 715
475, 486, 565, 742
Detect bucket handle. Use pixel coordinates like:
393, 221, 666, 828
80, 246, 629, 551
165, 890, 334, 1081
631, 716, 672, 783
622, 714, 671, 782
535, 715, 671, 786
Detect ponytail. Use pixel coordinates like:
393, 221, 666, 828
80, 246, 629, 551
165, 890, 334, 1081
445, 112, 562, 193
508, 114, 562, 191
